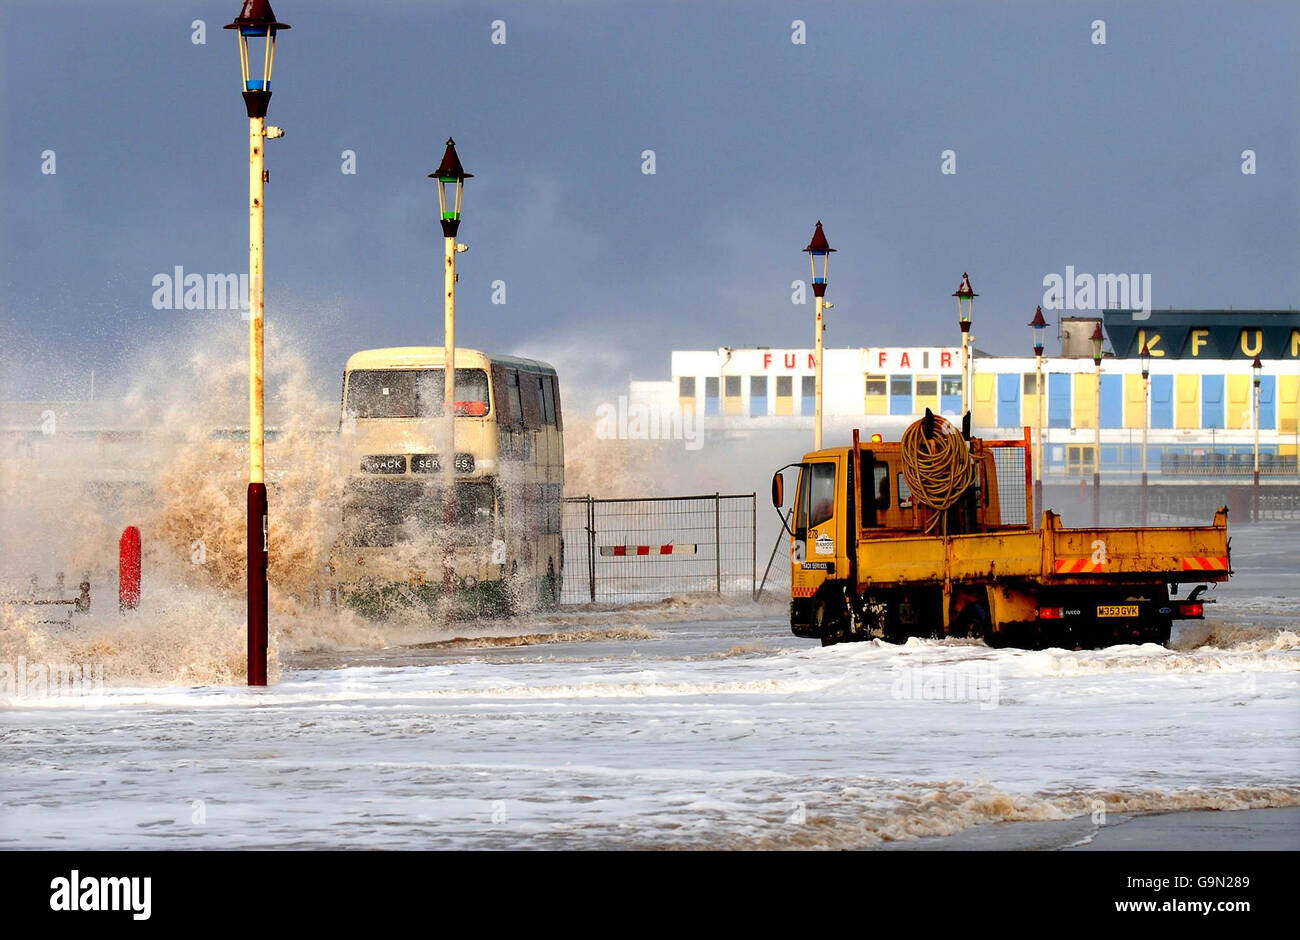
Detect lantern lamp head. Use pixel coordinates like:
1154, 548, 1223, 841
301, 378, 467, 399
1252, 355, 1262, 387
429, 138, 473, 238
225, 0, 290, 119
1029, 305, 1048, 356
1090, 321, 1104, 366
953, 273, 976, 329
803, 222, 835, 298
1140, 342, 1151, 378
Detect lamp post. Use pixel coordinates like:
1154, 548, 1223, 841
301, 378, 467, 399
429, 138, 471, 618
804, 222, 834, 450
226, 0, 289, 687
954, 273, 976, 420
1252, 355, 1262, 522
1091, 321, 1104, 527
1029, 306, 1049, 525
1140, 343, 1151, 526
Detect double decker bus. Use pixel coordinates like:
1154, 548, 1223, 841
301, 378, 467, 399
330, 347, 564, 615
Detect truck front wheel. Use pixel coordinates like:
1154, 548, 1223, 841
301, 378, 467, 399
814, 589, 850, 647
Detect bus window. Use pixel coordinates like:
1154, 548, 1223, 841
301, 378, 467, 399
519, 372, 543, 429
540, 374, 555, 425
508, 369, 525, 424
490, 364, 517, 428
873, 464, 890, 508
550, 375, 563, 431
346, 369, 489, 418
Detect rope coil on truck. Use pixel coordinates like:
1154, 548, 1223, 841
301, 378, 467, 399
900, 411, 977, 534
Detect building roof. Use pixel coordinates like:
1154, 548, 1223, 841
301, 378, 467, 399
1101, 309, 1298, 360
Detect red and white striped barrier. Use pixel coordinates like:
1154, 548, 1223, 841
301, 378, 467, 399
600, 544, 697, 557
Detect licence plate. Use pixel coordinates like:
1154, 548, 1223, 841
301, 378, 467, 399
1097, 604, 1139, 618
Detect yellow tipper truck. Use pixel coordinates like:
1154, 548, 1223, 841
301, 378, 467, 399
771, 412, 1232, 648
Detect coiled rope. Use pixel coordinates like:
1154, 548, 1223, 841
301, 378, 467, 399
900, 412, 977, 534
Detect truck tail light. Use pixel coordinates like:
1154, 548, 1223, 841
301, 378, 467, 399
1177, 602, 1204, 618
1038, 606, 1063, 620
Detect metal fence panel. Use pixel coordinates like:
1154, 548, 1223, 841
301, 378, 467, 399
562, 494, 755, 603
989, 445, 1029, 525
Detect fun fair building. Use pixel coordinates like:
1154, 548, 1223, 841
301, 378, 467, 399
626, 310, 1299, 477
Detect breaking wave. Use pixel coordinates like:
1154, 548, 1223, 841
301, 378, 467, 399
721, 782, 1300, 851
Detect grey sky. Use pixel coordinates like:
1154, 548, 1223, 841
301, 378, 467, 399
2, 0, 1296, 400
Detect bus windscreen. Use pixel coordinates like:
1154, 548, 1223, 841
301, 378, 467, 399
346, 369, 490, 418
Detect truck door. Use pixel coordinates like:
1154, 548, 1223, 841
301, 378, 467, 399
794, 461, 838, 578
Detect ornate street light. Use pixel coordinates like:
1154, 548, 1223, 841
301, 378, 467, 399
1091, 321, 1104, 526
1140, 342, 1151, 525
429, 138, 471, 620
953, 273, 977, 420
1252, 355, 1263, 521
804, 221, 835, 450
226, 0, 290, 686
430, 137, 473, 238
1029, 306, 1049, 525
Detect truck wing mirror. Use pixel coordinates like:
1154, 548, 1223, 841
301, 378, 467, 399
771, 472, 784, 509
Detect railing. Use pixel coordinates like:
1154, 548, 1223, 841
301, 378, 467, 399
1161, 452, 1297, 478
562, 494, 756, 604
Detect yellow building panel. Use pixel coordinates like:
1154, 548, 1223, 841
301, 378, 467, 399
864, 375, 888, 415
774, 395, 793, 416
1280, 375, 1300, 434
723, 396, 742, 416
914, 375, 939, 415
1175, 374, 1199, 429
1021, 374, 1043, 429
1123, 373, 1146, 428
972, 373, 996, 428
1225, 374, 1251, 430
1073, 373, 1097, 429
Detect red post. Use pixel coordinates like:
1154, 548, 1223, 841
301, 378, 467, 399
119, 526, 141, 611
248, 483, 268, 686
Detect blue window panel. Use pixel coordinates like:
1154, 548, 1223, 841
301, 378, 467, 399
750, 394, 767, 417
1201, 374, 1224, 429
801, 376, 815, 416
1048, 373, 1071, 428
1150, 374, 1173, 429
997, 373, 1020, 428
1259, 375, 1276, 429
940, 375, 962, 415
705, 395, 719, 417
890, 376, 913, 415
1100, 374, 1123, 428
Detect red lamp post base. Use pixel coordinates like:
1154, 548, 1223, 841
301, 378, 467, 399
248, 482, 268, 686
